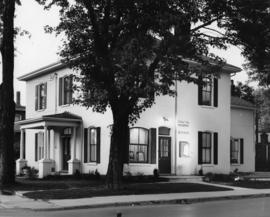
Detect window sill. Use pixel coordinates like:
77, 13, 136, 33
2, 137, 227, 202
36, 109, 46, 112
201, 164, 214, 167
199, 105, 216, 109
127, 163, 152, 166
231, 163, 241, 166
59, 104, 71, 108
85, 162, 98, 166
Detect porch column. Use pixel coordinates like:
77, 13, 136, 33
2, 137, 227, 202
73, 126, 77, 159
68, 126, 80, 175
16, 129, 27, 175
39, 126, 53, 178
44, 126, 48, 159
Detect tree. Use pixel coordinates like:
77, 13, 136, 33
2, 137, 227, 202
231, 81, 255, 103
36, 0, 270, 189
0, 0, 19, 187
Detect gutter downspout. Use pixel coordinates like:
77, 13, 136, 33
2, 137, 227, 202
174, 80, 178, 175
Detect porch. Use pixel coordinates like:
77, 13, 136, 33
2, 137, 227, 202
16, 112, 83, 178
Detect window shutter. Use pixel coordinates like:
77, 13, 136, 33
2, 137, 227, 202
23, 131, 26, 159
84, 128, 88, 163
35, 85, 38, 110
198, 131, 202, 164
44, 83, 47, 109
69, 76, 73, 103
214, 78, 218, 107
214, 132, 218, 165
35, 133, 38, 161
198, 76, 203, 105
230, 139, 233, 164
240, 138, 244, 164
150, 128, 157, 164
123, 127, 129, 164
59, 77, 63, 106
96, 127, 101, 163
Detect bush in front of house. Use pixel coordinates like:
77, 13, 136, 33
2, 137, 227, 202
203, 172, 239, 182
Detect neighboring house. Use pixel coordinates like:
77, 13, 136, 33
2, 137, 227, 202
256, 132, 270, 171
14, 91, 26, 160
16, 61, 256, 178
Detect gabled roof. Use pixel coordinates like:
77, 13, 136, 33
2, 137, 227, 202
18, 59, 242, 81
43, 112, 82, 120
231, 96, 255, 110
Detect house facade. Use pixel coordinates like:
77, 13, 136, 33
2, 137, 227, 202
16, 62, 256, 178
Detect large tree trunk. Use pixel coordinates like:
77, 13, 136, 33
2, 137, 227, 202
106, 103, 129, 190
0, 0, 16, 187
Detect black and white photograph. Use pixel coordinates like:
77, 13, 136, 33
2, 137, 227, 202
0, 0, 270, 216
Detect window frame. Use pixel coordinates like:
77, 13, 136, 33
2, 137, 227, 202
129, 127, 149, 163
59, 75, 73, 106
201, 77, 213, 106
230, 138, 243, 164
35, 82, 47, 111
201, 132, 212, 164
87, 127, 98, 163
35, 132, 44, 161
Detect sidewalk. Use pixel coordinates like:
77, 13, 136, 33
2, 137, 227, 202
1, 181, 270, 211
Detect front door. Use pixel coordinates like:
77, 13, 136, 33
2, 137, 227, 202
158, 137, 171, 174
62, 137, 71, 171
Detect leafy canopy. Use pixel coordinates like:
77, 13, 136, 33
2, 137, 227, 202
36, 0, 270, 122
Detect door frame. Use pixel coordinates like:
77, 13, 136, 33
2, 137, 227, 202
158, 136, 171, 174
61, 135, 71, 171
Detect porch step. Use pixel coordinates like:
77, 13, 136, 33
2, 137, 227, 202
161, 175, 203, 182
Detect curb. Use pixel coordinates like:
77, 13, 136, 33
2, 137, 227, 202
32, 193, 270, 211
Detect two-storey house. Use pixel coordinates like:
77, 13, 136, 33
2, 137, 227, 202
16, 61, 255, 178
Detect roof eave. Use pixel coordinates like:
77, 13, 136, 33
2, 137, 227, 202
231, 104, 256, 111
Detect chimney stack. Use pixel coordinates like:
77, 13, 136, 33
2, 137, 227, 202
16, 91, 21, 105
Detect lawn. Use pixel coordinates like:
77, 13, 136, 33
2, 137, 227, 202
22, 182, 231, 200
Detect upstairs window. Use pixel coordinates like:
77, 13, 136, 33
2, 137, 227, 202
198, 76, 218, 107
35, 83, 47, 110
59, 75, 73, 106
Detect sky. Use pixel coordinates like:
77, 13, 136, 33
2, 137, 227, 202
10, 0, 249, 105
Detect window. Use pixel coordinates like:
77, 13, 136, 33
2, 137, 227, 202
15, 114, 22, 122
230, 138, 244, 164
202, 132, 212, 164
35, 83, 47, 110
129, 128, 149, 163
198, 131, 218, 165
59, 75, 73, 105
198, 76, 218, 107
35, 132, 44, 161
84, 127, 100, 163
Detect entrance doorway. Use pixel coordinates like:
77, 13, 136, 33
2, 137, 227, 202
62, 136, 71, 171
158, 137, 171, 174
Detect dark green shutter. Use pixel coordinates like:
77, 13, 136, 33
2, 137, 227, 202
23, 131, 26, 159
214, 78, 218, 107
59, 77, 63, 105
35, 85, 38, 110
123, 127, 129, 164
96, 127, 101, 163
69, 76, 73, 103
230, 139, 233, 164
198, 131, 202, 164
214, 132, 218, 165
44, 83, 47, 109
198, 76, 203, 105
240, 138, 244, 164
150, 128, 157, 164
84, 128, 88, 163
35, 133, 38, 161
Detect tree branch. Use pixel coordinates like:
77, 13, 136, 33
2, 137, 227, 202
191, 16, 222, 33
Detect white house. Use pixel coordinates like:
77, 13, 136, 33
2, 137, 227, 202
16, 61, 256, 178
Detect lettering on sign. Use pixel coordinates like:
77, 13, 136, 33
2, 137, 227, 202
178, 120, 190, 134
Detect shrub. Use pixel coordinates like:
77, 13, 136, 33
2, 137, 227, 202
153, 168, 159, 179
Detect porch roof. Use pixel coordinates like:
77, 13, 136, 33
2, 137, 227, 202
231, 96, 255, 110
16, 112, 82, 130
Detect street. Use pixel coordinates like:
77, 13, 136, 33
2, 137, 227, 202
1, 197, 270, 217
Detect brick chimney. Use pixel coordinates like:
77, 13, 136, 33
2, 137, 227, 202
16, 91, 21, 106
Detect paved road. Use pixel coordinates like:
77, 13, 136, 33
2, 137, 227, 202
1, 197, 270, 217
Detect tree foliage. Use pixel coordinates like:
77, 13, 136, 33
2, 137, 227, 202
36, 0, 270, 189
